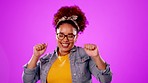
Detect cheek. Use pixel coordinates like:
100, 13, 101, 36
56, 40, 61, 45
69, 41, 75, 46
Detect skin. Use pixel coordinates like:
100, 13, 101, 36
27, 23, 106, 70
56, 23, 77, 56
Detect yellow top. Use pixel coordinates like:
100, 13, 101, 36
46, 54, 72, 83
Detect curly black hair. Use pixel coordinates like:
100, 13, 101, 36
53, 5, 88, 33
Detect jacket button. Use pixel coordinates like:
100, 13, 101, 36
73, 73, 76, 76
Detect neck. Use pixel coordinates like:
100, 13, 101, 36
58, 50, 70, 56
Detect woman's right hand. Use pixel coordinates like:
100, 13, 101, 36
33, 43, 48, 58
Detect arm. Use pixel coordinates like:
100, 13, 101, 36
84, 44, 112, 83
89, 58, 112, 83
23, 61, 40, 83
22, 43, 47, 83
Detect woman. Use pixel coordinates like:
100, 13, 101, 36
23, 5, 112, 83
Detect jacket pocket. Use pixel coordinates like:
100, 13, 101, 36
76, 56, 90, 64
75, 56, 91, 82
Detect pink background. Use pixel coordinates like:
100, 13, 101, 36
0, 0, 148, 83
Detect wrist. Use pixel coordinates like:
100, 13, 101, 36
32, 54, 40, 59
91, 54, 100, 59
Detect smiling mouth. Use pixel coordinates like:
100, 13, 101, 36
61, 43, 70, 48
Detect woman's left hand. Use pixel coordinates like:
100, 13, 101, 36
84, 44, 106, 70
84, 44, 99, 57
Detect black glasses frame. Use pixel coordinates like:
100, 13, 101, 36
56, 33, 76, 40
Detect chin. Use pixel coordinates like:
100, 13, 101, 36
61, 48, 71, 52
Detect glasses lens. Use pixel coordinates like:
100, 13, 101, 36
57, 33, 64, 40
67, 35, 75, 40
57, 33, 75, 40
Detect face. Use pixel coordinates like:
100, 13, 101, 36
56, 23, 78, 54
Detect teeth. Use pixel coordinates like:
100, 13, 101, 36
62, 44, 69, 46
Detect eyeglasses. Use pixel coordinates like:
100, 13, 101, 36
56, 33, 76, 41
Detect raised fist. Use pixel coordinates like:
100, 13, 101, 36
33, 43, 48, 58
84, 44, 99, 57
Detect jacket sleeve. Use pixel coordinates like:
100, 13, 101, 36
77, 47, 112, 83
89, 59, 112, 83
22, 62, 40, 83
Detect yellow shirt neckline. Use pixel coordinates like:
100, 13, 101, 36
46, 54, 72, 83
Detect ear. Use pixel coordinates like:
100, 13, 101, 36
74, 34, 78, 42
56, 34, 58, 40
55, 31, 58, 40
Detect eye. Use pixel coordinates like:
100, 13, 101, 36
68, 35, 74, 38
58, 33, 64, 37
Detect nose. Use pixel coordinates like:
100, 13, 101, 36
63, 36, 69, 42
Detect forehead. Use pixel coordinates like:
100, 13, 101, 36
57, 23, 77, 35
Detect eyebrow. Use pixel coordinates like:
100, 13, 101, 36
58, 32, 75, 35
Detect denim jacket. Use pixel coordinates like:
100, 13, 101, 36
22, 46, 112, 83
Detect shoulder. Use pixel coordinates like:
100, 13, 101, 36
39, 53, 53, 63
76, 46, 85, 53
75, 46, 90, 61
75, 46, 89, 58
